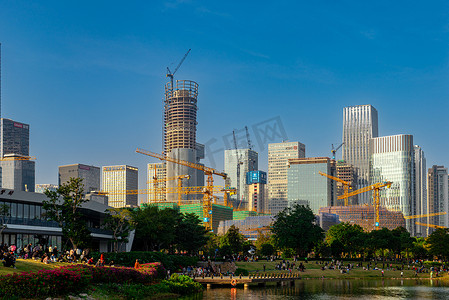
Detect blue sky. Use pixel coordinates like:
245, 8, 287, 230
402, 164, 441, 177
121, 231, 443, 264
1, 1, 449, 194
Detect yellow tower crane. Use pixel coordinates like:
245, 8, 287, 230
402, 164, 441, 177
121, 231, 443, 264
136, 148, 232, 231
407, 212, 448, 233
415, 222, 447, 229
150, 175, 190, 205
403, 212, 447, 220
338, 181, 392, 229
318, 171, 352, 206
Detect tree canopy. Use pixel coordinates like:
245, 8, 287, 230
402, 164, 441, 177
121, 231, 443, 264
103, 207, 133, 252
43, 177, 91, 250
131, 205, 208, 254
271, 204, 324, 256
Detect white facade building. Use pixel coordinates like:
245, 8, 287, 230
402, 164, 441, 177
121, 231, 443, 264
224, 149, 258, 205
343, 105, 378, 204
268, 141, 305, 214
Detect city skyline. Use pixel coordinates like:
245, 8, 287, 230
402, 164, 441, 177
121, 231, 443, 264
1, 2, 449, 193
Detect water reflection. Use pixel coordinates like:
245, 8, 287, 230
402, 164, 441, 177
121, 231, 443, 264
183, 279, 449, 300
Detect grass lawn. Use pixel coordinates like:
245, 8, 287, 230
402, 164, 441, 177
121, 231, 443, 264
235, 260, 434, 279
0, 258, 70, 275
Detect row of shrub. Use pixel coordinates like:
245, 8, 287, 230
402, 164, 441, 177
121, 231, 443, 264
99, 274, 203, 299
91, 251, 198, 271
0, 263, 166, 298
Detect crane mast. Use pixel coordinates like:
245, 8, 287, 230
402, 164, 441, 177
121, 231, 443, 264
331, 142, 344, 160
166, 49, 191, 89
136, 147, 231, 231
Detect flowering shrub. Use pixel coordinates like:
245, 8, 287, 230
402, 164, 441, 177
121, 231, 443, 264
138, 262, 166, 279
91, 251, 197, 270
61, 264, 151, 284
0, 263, 165, 298
0, 268, 90, 298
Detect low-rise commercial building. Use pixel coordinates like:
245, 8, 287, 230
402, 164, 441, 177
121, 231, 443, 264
0, 189, 114, 252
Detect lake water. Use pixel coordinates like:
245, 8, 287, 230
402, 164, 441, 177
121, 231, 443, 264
184, 279, 449, 299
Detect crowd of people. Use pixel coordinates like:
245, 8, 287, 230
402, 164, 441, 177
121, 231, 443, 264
0, 243, 110, 269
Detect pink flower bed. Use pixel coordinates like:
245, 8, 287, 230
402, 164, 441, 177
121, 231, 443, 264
0, 263, 166, 298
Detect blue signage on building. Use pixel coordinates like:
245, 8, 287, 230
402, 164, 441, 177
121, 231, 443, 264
246, 171, 267, 184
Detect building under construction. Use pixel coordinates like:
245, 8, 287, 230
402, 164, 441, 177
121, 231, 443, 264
336, 160, 358, 205
318, 205, 406, 232
163, 79, 204, 202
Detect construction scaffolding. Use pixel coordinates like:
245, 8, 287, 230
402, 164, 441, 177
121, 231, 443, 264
318, 205, 406, 232
164, 80, 199, 153
336, 161, 357, 205
217, 215, 275, 240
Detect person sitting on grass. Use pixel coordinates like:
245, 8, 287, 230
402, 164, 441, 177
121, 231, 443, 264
2, 252, 16, 268
95, 254, 105, 267
87, 257, 94, 265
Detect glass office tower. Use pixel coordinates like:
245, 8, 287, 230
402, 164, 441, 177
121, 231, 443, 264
370, 134, 415, 233
287, 157, 336, 214
342, 105, 378, 204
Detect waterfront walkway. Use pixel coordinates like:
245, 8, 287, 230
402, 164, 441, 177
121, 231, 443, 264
194, 273, 301, 287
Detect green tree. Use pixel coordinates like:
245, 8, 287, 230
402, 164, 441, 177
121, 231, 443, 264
271, 204, 324, 256
131, 205, 180, 251
43, 177, 91, 250
410, 237, 428, 259
220, 225, 245, 254
330, 240, 344, 258
176, 213, 208, 255
325, 222, 365, 257
103, 207, 133, 252
368, 228, 393, 260
254, 229, 274, 250
203, 232, 220, 257
390, 227, 413, 259
260, 243, 275, 256
313, 240, 331, 259
426, 228, 449, 259
0, 203, 10, 235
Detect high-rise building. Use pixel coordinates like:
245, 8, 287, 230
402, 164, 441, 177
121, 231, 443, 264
35, 184, 58, 193
1, 154, 35, 192
1, 118, 30, 157
414, 145, 427, 237
427, 165, 448, 235
336, 161, 358, 205
287, 157, 336, 214
164, 80, 204, 201
247, 171, 267, 213
102, 165, 138, 208
147, 162, 166, 204
268, 141, 305, 214
370, 134, 415, 233
0, 118, 33, 191
342, 105, 378, 204
224, 149, 258, 204
59, 164, 100, 193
